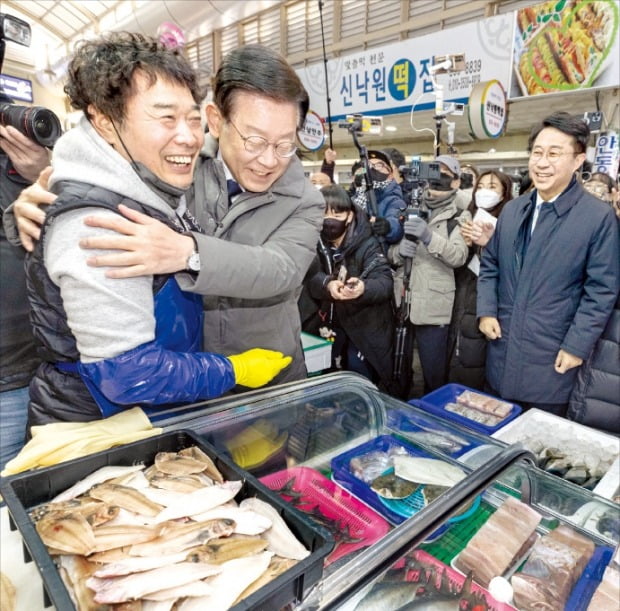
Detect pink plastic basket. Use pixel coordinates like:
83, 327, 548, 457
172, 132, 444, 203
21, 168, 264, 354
261, 466, 390, 564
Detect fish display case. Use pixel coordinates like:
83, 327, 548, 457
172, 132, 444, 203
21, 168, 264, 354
154, 372, 620, 610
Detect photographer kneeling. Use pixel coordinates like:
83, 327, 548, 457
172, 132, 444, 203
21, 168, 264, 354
392, 155, 470, 394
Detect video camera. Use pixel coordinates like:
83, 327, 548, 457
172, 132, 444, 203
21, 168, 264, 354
400, 159, 438, 242
0, 103, 62, 147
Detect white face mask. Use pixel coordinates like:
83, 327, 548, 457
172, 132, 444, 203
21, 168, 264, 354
475, 188, 501, 209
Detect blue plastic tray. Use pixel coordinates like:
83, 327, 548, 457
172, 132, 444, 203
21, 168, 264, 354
416, 383, 522, 435
565, 546, 614, 611
331, 434, 477, 528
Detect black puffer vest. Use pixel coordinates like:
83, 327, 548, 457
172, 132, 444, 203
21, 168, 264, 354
25, 181, 177, 428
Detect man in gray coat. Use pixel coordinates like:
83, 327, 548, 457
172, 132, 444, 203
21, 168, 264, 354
478, 112, 619, 415
8, 45, 324, 385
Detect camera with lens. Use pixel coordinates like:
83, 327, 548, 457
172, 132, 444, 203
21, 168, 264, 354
399, 160, 441, 185
0, 103, 62, 147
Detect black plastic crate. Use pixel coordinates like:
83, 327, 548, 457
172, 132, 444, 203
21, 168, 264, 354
0, 429, 334, 610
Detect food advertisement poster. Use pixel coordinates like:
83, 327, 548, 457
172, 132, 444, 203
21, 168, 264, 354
510, 0, 619, 98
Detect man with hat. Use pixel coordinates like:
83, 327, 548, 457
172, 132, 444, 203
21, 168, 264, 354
348, 149, 406, 245
396, 155, 470, 394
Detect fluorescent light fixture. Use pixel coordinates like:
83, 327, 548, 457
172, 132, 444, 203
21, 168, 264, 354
385, 125, 397, 132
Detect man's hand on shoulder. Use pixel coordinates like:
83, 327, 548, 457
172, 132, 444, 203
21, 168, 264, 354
81, 204, 195, 278
13, 167, 56, 252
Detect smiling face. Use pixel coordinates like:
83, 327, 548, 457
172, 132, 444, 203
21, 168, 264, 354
528, 127, 586, 201
95, 71, 203, 190
206, 91, 299, 193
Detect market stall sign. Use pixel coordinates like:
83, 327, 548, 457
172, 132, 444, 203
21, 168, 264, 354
593, 131, 619, 180
467, 79, 507, 140
298, 110, 325, 151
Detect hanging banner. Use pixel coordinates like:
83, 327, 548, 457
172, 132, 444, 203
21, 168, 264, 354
297, 12, 514, 120
592, 131, 619, 180
509, 0, 619, 98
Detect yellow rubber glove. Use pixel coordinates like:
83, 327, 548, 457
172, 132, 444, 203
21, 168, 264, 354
228, 348, 292, 388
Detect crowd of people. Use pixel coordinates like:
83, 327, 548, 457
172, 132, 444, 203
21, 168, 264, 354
1, 33, 618, 474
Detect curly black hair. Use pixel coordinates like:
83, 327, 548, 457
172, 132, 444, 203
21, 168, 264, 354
64, 32, 204, 124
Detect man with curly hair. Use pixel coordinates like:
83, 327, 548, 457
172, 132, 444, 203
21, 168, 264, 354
21, 33, 290, 427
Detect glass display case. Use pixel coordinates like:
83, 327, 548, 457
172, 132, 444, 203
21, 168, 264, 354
155, 372, 620, 610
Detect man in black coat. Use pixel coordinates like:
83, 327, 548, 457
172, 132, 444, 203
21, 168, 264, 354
477, 112, 619, 416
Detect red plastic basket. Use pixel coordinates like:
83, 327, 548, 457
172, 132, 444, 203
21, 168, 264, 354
261, 466, 390, 564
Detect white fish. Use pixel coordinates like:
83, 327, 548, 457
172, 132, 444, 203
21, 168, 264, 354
190, 506, 272, 535
93, 552, 188, 577
140, 486, 188, 508
88, 562, 222, 604
176, 552, 273, 611
393, 455, 466, 487
52, 464, 145, 503
240, 497, 310, 560
143, 579, 212, 601
154, 480, 242, 523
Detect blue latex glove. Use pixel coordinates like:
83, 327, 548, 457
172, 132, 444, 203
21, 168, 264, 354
403, 217, 432, 246
399, 238, 417, 259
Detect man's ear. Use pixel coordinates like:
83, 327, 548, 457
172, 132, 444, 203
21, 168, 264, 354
89, 105, 117, 145
205, 103, 222, 138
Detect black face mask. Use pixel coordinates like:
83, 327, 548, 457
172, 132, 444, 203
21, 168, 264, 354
321, 218, 347, 242
428, 173, 455, 192
369, 168, 389, 183
460, 173, 474, 189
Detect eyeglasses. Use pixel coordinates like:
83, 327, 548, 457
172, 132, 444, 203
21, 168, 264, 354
370, 161, 390, 172
529, 149, 577, 163
227, 119, 297, 158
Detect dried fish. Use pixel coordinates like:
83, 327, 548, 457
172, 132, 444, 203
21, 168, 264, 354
234, 556, 297, 603
179, 446, 224, 483
89, 483, 163, 517
176, 552, 273, 610
52, 464, 145, 503
186, 534, 268, 564
148, 473, 214, 493
0, 572, 16, 611
189, 505, 271, 535
57, 555, 101, 611
92, 523, 163, 553
143, 579, 212, 601
393, 455, 466, 487
129, 518, 235, 557
94, 552, 189, 578
240, 497, 310, 560
155, 451, 211, 476
36, 511, 96, 555
88, 562, 222, 604
154, 481, 242, 523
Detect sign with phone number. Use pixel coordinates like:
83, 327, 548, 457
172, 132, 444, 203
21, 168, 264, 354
298, 12, 513, 121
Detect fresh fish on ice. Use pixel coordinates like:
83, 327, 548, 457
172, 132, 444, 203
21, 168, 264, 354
154, 480, 242, 523
87, 562, 222, 604
176, 552, 273, 611
240, 497, 310, 560
52, 464, 145, 502
393, 456, 466, 487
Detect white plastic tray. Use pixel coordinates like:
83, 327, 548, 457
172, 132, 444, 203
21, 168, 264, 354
492, 409, 620, 500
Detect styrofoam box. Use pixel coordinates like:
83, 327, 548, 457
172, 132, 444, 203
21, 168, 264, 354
302, 332, 332, 373
492, 408, 620, 500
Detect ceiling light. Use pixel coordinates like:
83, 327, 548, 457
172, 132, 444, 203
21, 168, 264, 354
385, 125, 397, 132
